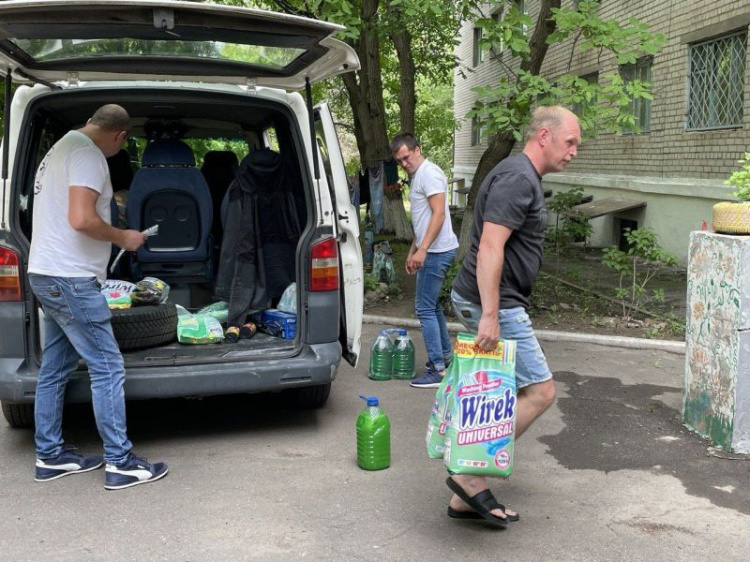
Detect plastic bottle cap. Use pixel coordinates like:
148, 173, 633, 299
359, 394, 379, 406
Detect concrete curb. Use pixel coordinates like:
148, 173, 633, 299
363, 314, 686, 355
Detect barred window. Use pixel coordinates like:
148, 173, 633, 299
687, 31, 746, 131
621, 58, 652, 132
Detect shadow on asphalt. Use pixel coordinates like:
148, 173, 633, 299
57, 392, 324, 444
542, 371, 750, 516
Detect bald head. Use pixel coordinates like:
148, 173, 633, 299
81, 104, 131, 158
524, 106, 578, 144
88, 104, 130, 133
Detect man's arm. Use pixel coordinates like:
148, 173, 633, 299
475, 221, 513, 351
68, 186, 145, 251
406, 192, 446, 272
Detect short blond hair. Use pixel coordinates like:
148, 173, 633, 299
524, 106, 576, 143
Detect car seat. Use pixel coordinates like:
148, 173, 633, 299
126, 138, 213, 279
201, 150, 239, 240
107, 149, 134, 228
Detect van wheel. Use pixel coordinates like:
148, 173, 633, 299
287, 383, 331, 409
1, 401, 34, 428
111, 304, 178, 351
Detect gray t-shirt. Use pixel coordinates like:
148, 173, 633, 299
453, 153, 547, 310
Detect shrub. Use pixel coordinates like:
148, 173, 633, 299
601, 227, 677, 320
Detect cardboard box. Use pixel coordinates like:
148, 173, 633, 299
258, 309, 297, 340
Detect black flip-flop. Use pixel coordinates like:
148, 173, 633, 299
448, 506, 520, 523
446, 477, 511, 527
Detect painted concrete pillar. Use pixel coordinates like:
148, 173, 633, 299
684, 231, 750, 453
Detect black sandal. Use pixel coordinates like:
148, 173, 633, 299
448, 504, 520, 522
446, 477, 511, 527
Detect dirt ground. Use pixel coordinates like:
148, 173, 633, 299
366, 244, 686, 342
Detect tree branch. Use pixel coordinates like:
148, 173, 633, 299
269, 0, 317, 19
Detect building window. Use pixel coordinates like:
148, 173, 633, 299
687, 31, 746, 131
572, 72, 599, 118
489, 9, 504, 56
620, 57, 652, 132
472, 27, 485, 67
470, 116, 481, 146
514, 0, 527, 36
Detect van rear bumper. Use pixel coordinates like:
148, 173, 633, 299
0, 342, 341, 404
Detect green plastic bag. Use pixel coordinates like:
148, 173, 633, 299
176, 305, 224, 345
443, 333, 518, 477
196, 301, 229, 323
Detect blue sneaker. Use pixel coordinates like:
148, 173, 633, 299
426, 357, 452, 371
35, 446, 104, 482
104, 453, 169, 490
410, 368, 445, 388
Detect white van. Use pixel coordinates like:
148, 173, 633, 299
0, 0, 363, 427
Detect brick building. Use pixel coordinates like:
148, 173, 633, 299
452, 1, 750, 262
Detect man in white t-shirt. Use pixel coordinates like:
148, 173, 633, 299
28, 104, 168, 490
391, 133, 459, 388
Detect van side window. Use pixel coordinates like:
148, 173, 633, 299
265, 127, 280, 152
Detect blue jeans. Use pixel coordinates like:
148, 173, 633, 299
415, 249, 457, 372
29, 274, 132, 464
451, 289, 553, 389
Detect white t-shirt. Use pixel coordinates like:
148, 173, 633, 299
28, 130, 113, 282
408, 159, 459, 253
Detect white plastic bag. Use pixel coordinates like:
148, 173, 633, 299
278, 282, 297, 314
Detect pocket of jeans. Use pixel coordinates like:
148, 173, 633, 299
72, 277, 101, 291
34, 284, 74, 327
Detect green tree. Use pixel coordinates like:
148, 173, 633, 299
457, 0, 665, 258
202, 0, 464, 241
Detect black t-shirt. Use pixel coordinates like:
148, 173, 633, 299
453, 153, 547, 310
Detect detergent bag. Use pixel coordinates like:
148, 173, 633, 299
425, 359, 457, 459
443, 332, 518, 477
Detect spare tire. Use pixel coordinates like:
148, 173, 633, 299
111, 304, 178, 351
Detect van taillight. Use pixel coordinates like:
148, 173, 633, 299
0, 246, 22, 302
310, 237, 339, 291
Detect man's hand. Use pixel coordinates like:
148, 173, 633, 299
475, 313, 500, 351
406, 247, 427, 274
119, 229, 147, 252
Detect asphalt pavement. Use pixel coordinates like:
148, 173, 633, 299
1, 323, 749, 561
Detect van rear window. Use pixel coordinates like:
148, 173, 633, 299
11, 38, 304, 70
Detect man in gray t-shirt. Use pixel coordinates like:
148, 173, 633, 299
447, 106, 581, 526
391, 133, 458, 388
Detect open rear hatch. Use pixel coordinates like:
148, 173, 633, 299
0, 0, 359, 88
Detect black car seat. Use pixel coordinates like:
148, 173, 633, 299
201, 150, 239, 241
126, 139, 213, 279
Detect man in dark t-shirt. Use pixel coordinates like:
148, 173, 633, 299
446, 106, 581, 526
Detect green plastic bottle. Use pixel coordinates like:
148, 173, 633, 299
368, 330, 393, 380
356, 395, 391, 470
391, 329, 415, 380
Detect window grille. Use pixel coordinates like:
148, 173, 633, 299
687, 31, 746, 131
